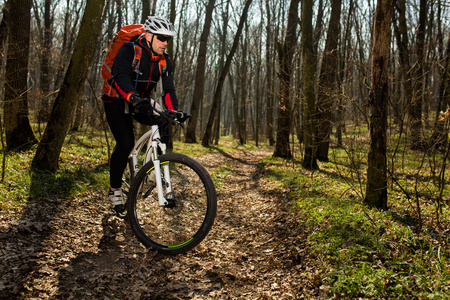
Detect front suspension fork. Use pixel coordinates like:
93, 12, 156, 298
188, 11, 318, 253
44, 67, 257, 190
151, 125, 172, 207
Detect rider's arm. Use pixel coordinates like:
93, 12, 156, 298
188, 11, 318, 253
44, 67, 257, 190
112, 44, 137, 102
161, 54, 179, 111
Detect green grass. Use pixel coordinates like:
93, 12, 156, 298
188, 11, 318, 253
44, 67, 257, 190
173, 134, 267, 155
261, 143, 450, 299
0, 131, 264, 212
209, 161, 232, 191
2, 127, 449, 298
0, 132, 110, 211
174, 136, 270, 192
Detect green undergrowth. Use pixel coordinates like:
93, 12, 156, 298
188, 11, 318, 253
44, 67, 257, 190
174, 136, 267, 192
0, 132, 110, 211
173, 134, 264, 156
261, 148, 450, 299
0, 132, 263, 213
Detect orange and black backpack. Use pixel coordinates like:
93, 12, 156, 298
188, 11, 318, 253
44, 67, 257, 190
101, 24, 169, 98
101, 24, 145, 98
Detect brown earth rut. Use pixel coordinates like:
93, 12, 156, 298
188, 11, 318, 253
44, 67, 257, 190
0, 148, 323, 299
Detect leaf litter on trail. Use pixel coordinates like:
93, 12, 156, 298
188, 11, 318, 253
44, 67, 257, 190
0, 149, 322, 299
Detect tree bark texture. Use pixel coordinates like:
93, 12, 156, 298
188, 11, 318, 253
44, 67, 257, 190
4, 0, 37, 150
237, 27, 248, 145
141, 0, 150, 24
301, 0, 318, 169
409, 0, 427, 149
393, 0, 413, 123
36, 0, 53, 123
273, 0, 300, 159
365, 0, 393, 210
167, 0, 176, 59
212, 0, 231, 145
265, 0, 275, 146
32, 0, 106, 171
315, 0, 342, 162
185, 0, 216, 143
40, 0, 52, 95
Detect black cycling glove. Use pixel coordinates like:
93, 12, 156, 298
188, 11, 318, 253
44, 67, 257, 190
130, 94, 151, 115
177, 110, 190, 123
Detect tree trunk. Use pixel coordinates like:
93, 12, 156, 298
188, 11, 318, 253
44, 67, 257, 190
0, 0, 9, 50
151, 0, 157, 15
365, 0, 393, 210
313, 0, 324, 68
409, 0, 427, 149
56, 0, 83, 89
315, 0, 342, 162
141, 0, 150, 23
212, 0, 230, 145
273, 0, 299, 159
265, 0, 275, 146
300, 0, 318, 168
335, 0, 354, 148
431, 32, 450, 148
3, 0, 37, 150
201, 0, 253, 147
293, 50, 303, 145
238, 25, 248, 145
40, 0, 52, 95
32, 0, 106, 171
37, 0, 53, 123
255, 17, 263, 147
185, 0, 216, 143
116, 0, 122, 29
434, 1, 444, 121
167, 0, 176, 59
212, 2, 230, 145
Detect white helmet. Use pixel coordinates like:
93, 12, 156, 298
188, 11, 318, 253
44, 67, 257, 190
144, 16, 175, 36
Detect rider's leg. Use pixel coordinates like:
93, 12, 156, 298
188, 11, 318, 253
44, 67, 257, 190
104, 100, 135, 212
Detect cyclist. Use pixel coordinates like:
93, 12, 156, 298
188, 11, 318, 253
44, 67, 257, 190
102, 16, 178, 214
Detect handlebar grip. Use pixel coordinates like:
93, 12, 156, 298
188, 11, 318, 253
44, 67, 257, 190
149, 107, 190, 125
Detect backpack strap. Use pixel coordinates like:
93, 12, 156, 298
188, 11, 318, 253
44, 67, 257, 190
158, 55, 168, 106
132, 45, 142, 90
158, 55, 167, 74
133, 45, 142, 62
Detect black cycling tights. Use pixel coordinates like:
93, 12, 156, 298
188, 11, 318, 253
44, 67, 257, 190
104, 100, 135, 189
104, 100, 169, 189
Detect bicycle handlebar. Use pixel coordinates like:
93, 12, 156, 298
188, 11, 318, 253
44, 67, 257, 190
152, 106, 191, 126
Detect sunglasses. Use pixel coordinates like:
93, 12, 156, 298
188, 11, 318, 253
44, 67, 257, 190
156, 35, 171, 43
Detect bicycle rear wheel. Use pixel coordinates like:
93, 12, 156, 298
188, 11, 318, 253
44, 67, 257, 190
127, 153, 217, 255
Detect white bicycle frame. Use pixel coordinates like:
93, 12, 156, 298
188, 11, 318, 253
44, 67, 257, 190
128, 124, 172, 207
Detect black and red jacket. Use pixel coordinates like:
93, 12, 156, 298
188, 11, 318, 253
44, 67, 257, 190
102, 35, 178, 111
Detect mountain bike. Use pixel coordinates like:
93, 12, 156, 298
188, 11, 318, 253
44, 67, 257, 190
123, 108, 217, 255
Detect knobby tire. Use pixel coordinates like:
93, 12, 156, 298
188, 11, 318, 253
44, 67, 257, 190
127, 153, 217, 255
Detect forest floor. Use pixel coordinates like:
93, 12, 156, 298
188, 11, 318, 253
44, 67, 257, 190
0, 147, 326, 299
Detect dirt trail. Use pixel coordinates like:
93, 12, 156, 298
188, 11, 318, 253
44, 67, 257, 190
0, 148, 322, 299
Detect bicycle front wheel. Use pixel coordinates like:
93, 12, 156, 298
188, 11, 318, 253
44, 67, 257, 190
127, 153, 217, 255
